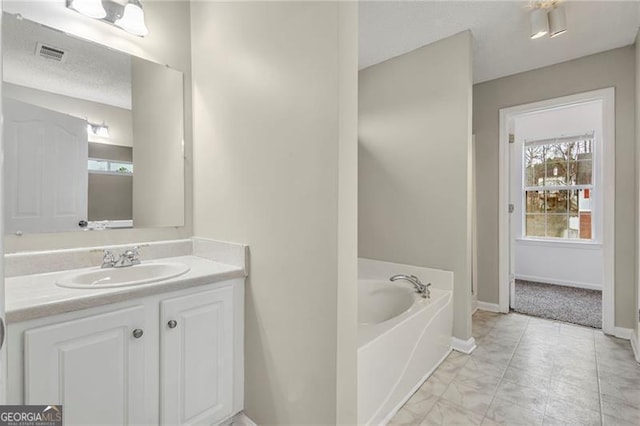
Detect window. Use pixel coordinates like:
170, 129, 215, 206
88, 158, 133, 175
523, 133, 594, 240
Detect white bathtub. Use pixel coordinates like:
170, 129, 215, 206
358, 259, 453, 425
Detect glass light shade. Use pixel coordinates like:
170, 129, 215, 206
69, 0, 106, 19
549, 6, 567, 38
88, 123, 110, 138
530, 8, 548, 39
115, 0, 149, 37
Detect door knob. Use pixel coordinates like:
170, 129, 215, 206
132, 329, 144, 339
167, 320, 178, 329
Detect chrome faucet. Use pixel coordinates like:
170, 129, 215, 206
101, 247, 141, 268
390, 274, 431, 299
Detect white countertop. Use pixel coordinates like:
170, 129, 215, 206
6, 255, 245, 324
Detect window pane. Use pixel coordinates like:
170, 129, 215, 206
108, 162, 133, 174
546, 214, 568, 238
545, 190, 568, 213
569, 190, 579, 213
526, 214, 545, 237
568, 214, 580, 239
88, 159, 108, 171
577, 160, 592, 185
525, 164, 545, 187
526, 191, 545, 213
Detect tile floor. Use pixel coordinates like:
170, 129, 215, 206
389, 310, 640, 426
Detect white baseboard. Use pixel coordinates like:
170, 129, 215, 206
515, 274, 602, 291
613, 327, 633, 340
631, 332, 640, 364
472, 299, 479, 315
477, 301, 501, 313
451, 336, 477, 354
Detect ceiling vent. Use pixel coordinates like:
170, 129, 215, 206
35, 42, 67, 63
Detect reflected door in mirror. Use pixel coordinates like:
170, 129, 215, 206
4, 98, 88, 234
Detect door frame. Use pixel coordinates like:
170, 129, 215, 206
498, 87, 615, 335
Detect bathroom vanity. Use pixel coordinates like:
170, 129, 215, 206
5, 241, 246, 426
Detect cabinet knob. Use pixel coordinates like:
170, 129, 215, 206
132, 329, 144, 339
167, 320, 178, 329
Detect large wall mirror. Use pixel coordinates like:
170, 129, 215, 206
2, 12, 185, 235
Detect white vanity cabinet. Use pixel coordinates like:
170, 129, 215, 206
25, 305, 148, 425
161, 285, 234, 425
8, 278, 244, 426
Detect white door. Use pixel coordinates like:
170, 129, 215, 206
3, 98, 88, 234
24, 306, 147, 426
161, 284, 234, 426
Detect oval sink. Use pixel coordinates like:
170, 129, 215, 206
56, 262, 191, 289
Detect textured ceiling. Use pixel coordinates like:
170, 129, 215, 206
3, 13, 132, 109
359, 1, 640, 83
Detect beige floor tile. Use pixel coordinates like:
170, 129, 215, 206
550, 364, 599, 392
419, 369, 456, 396
494, 380, 548, 413
544, 398, 601, 426
401, 387, 441, 419
601, 393, 640, 425
485, 397, 544, 426
548, 379, 599, 410
440, 381, 495, 416
420, 398, 483, 426
501, 365, 551, 390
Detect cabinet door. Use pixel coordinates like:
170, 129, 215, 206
161, 284, 234, 425
25, 306, 147, 426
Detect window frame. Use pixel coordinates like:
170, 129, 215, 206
521, 132, 596, 242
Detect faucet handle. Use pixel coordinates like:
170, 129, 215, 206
101, 250, 117, 268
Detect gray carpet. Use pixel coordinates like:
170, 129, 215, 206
513, 280, 602, 329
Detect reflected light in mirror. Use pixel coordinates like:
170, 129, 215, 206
115, 0, 149, 37
88, 122, 110, 138
68, 0, 106, 19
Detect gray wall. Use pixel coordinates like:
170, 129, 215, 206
190, 2, 358, 424
474, 46, 636, 329
359, 31, 474, 340
3, 0, 192, 252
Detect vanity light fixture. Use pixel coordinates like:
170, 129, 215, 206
88, 122, 110, 138
66, 0, 149, 37
68, 0, 106, 19
115, 0, 149, 37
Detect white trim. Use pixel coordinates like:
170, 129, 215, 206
515, 238, 602, 250
631, 332, 640, 364
472, 299, 479, 315
477, 301, 502, 313
613, 327, 633, 341
515, 275, 602, 291
451, 336, 477, 354
499, 88, 615, 335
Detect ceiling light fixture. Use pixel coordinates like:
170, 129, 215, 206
68, 0, 106, 19
548, 4, 567, 38
115, 0, 149, 37
530, 7, 549, 39
66, 0, 149, 37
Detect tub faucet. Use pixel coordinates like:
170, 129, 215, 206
390, 274, 431, 299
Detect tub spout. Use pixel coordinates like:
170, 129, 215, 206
390, 274, 431, 298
